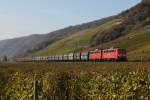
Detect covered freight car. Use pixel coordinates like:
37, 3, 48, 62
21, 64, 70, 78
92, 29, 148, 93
81, 52, 89, 61
68, 53, 74, 61
58, 55, 63, 61
73, 53, 81, 61
63, 54, 68, 61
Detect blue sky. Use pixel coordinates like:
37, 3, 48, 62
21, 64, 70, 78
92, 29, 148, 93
0, 0, 140, 40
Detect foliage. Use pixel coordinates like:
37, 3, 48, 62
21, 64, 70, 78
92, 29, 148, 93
0, 62, 150, 99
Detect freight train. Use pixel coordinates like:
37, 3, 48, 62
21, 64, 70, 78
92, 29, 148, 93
16, 48, 127, 62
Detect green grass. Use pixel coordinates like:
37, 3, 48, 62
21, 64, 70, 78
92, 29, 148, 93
32, 19, 121, 56
95, 27, 150, 61
0, 62, 150, 73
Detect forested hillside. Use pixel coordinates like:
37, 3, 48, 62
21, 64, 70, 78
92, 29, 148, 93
29, 0, 150, 61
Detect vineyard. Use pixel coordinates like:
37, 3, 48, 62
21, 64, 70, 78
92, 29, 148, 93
0, 62, 150, 100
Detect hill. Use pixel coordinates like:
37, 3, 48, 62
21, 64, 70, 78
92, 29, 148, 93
28, 0, 150, 61
0, 16, 115, 59
0, 35, 44, 59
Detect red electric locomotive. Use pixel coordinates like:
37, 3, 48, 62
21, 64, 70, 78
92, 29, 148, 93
102, 48, 127, 61
89, 49, 102, 61
89, 48, 127, 61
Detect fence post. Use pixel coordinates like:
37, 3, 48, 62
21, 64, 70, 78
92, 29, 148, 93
34, 80, 38, 100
